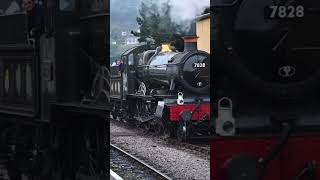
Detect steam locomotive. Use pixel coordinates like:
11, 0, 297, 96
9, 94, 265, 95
0, 0, 109, 179
212, 0, 320, 179
111, 36, 210, 141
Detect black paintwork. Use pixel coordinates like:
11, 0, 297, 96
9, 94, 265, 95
0, 0, 109, 178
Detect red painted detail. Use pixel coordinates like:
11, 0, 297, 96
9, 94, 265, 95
211, 135, 320, 180
169, 103, 210, 121
183, 36, 198, 43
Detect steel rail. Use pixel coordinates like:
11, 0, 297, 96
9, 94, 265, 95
110, 143, 172, 180
110, 118, 210, 157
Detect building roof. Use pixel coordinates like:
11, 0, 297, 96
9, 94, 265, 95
196, 13, 210, 21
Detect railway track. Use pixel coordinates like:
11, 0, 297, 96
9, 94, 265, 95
110, 143, 172, 180
163, 138, 210, 159
111, 118, 210, 159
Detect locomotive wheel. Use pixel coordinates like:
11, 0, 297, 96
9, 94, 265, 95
150, 123, 157, 133
75, 126, 105, 180
154, 120, 164, 136
164, 127, 173, 139
143, 123, 151, 132
27, 149, 53, 180
4, 125, 54, 180
161, 109, 173, 138
177, 121, 187, 142
134, 121, 139, 128
53, 115, 106, 180
111, 111, 116, 120
7, 168, 22, 180
133, 119, 141, 128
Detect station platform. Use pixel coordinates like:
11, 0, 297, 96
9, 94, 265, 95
110, 169, 123, 180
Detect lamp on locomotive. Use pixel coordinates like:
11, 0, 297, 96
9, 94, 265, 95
161, 43, 173, 53
22, 0, 45, 37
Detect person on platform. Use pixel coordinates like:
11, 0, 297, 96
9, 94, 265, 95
22, 0, 45, 37
117, 59, 125, 73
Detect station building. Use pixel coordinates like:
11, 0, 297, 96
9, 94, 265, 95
196, 13, 210, 54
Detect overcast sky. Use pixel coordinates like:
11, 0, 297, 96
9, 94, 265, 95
111, 0, 209, 30
157, 0, 209, 23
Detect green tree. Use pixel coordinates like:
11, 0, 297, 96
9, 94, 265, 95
132, 0, 185, 50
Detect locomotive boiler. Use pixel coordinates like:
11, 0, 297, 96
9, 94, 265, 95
111, 35, 211, 142
211, 0, 320, 179
136, 36, 210, 95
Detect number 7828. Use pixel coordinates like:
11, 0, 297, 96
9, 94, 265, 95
268, 5, 305, 18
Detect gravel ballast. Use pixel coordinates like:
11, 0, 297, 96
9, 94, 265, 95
110, 121, 210, 180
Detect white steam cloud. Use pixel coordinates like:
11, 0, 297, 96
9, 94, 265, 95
166, 0, 209, 22
151, 0, 210, 32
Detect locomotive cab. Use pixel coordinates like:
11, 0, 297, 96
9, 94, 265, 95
0, 0, 109, 116
0, 0, 38, 116
0, 0, 109, 179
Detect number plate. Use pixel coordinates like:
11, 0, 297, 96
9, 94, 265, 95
194, 62, 206, 68
265, 5, 305, 19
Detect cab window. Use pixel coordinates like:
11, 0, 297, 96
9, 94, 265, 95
81, 0, 106, 14
128, 54, 134, 66
0, 0, 23, 15
59, 0, 75, 11
89, 0, 103, 12
137, 53, 144, 65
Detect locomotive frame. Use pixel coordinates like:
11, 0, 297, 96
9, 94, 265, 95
0, 0, 109, 179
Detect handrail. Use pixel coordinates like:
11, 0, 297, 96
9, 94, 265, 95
80, 13, 109, 21
0, 44, 35, 51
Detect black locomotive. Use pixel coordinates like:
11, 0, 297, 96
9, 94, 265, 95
0, 0, 109, 179
212, 0, 320, 136
211, 0, 320, 179
111, 36, 211, 141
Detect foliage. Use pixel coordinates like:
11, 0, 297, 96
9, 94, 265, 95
132, 0, 185, 50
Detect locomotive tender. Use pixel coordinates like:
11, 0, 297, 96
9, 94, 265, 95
111, 35, 211, 141
212, 0, 320, 179
0, 0, 109, 179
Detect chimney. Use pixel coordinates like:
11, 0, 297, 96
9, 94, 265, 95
183, 36, 199, 52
